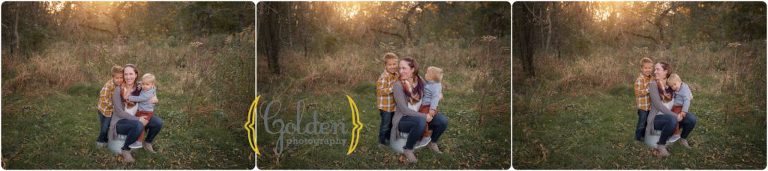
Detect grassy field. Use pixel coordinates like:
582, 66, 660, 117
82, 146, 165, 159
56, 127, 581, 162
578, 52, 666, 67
255, 40, 512, 169
513, 42, 767, 169
1, 86, 255, 169
2, 30, 256, 169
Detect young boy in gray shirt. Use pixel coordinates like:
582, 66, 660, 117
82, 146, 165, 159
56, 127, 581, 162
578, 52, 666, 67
419, 66, 444, 137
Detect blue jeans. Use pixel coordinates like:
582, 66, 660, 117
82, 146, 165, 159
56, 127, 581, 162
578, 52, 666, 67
653, 114, 678, 145
144, 115, 164, 143
96, 110, 112, 143
398, 116, 426, 150
428, 113, 449, 143
635, 109, 649, 141
378, 110, 394, 145
679, 112, 697, 139
398, 113, 448, 149
116, 119, 143, 150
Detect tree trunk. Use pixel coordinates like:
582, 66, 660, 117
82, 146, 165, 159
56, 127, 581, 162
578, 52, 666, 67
515, 3, 537, 77
13, 3, 20, 57
545, 2, 552, 52
402, 2, 423, 46
262, 3, 282, 74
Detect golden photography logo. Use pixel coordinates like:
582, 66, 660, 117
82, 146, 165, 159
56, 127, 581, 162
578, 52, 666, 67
245, 95, 363, 156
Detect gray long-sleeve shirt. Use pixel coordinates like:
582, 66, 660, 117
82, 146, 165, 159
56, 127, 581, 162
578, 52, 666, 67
674, 83, 692, 113
422, 81, 442, 110
128, 87, 156, 112
108, 85, 140, 141
645, 80, 678, 136
389, 80, 428, 142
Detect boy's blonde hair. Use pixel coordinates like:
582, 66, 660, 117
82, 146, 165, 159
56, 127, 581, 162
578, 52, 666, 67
111, 65, 124, 75
426, 66, 444, 82
667, 73, 681, 86
142, 73, 156, 84
382, 52, 399, 64
640, 57, 654, 66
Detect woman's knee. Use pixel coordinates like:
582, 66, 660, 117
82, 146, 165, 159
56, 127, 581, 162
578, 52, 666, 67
432, 114, 448, 127
148, 116, 164, 128
132, 120, 144, 129
655, 115, 677, 128
683, 112, 698, 124
414, 117, 426, 129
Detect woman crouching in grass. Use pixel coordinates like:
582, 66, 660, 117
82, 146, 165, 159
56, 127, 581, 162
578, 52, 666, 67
390, 57, 448, 163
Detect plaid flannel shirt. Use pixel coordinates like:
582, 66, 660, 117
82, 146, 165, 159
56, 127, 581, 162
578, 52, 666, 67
376, 71, 398, 112
634, 74, 653, 111
97, 80, 116, 117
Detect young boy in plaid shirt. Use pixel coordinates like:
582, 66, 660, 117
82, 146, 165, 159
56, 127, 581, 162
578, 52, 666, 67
634, 57, 654, 141
96, 65, 124, 147
376, 52, 399, 146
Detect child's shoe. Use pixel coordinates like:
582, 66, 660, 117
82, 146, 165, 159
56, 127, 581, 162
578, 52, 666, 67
129, 141, 143, 149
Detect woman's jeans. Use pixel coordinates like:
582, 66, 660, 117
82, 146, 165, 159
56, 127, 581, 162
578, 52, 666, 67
116, 115, 163, 150
398, 114, 448, 149
654, 112, 697, 145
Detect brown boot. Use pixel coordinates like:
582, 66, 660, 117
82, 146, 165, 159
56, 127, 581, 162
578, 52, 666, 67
655, 145, 670, 157
679, 139, 692, 149
144, 142, 156, 153
403, 149, 418, 163
427, 142, 443, 154
121, 150, 135, 163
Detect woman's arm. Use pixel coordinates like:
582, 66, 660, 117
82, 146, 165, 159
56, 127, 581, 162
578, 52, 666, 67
393, 81, 427, 118
649, 81, 677, 116
112, 86, 139, 120
128, 88, 155, 102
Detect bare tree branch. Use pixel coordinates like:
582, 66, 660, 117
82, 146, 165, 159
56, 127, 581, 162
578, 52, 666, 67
370, 28, 407, 44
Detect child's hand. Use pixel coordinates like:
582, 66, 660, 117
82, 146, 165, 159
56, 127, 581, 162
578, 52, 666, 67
428, 110, 437, 117
426, 114, 433, 122
677, 112, 684, 121
150, 95, 159, 104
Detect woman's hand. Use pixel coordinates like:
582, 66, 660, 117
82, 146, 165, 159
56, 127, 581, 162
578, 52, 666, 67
677, 112, 687, 121
426, 114, 433, 122
139, 117, 148, 125
121, 87, 128, 99
428, 109, 437, 117
403, 79, 412, 89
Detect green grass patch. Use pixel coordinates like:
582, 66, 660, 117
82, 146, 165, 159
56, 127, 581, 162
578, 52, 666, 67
1, 88, 255, 169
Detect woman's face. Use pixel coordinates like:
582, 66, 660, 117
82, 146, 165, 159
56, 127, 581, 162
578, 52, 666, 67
399, 60, 413, 80
654, 63, 667, 79
124, 67, 137, 85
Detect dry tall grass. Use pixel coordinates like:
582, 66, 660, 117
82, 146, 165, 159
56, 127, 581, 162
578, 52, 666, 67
514, 40, 766, 116
257, 36, 512, 117
2, 27, 255, 122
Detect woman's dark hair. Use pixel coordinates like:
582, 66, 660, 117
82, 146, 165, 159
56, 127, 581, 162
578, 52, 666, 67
401, 57, 424, 98
656, 62, 674, 101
